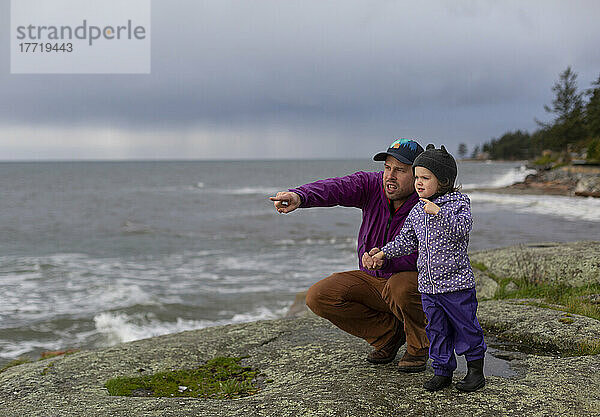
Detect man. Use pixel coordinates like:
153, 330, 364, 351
270, 138, 429, 372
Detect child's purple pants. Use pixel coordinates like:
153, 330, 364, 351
421, 288, 487, 377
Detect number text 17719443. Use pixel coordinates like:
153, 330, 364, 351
18, 43, 73, 53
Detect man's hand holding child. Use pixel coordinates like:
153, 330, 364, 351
362, 247, 386, 270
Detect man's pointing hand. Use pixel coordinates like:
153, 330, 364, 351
270, 191, 301, 213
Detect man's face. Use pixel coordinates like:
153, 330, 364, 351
383, 155, 415, 201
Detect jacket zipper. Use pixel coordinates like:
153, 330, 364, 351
424, 212, 434, 293
383, 214, 392, 243
377, 206, 394, 278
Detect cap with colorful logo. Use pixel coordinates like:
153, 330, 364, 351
373, 138, 424, 165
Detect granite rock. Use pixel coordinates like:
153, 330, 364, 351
1, 309, 599, 417
469, 241, 600, 286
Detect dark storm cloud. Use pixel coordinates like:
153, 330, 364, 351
1, 0, 600, 158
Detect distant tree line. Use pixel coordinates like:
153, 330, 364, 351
478, 67, 600, 162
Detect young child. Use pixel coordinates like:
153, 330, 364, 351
363, 144, 487, 392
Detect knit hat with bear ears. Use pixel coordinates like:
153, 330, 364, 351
412, 144, 457, 187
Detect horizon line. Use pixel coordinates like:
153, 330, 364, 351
0, 157, 375, 163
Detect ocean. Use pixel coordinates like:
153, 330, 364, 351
1, 159, 599, 366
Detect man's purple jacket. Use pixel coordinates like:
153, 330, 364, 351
290, 171, 419, 278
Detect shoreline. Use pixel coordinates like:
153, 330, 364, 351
469, 186, 572, 196
1, 242, 599, 415
1, 304, 599, 416
473, 164, 600, 198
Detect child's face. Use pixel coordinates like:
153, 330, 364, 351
414, 166, 439, 199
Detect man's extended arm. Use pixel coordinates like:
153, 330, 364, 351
271, 171, 374, 212
290, 171, 373, 209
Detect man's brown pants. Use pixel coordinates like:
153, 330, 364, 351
306, 270, 429, 356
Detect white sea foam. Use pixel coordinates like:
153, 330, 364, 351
122, 184, 202, 194
91, 283, 158, 306
121, 220, 154, 234
470, 192, 600, 222
93, 304, 289, 345
93, 312, 212, 344
216, 256, 266, 272
0, 339, 61, 360
489, 165, 537, 188
0, 328, 98, 361
462, 165, 536, 190
0, 253, 168, 325
0, 304, 291, 362
220, 187, 281, 196
273, 237, 356, 247
229, 305, 288, 323
212, 285, 284, 294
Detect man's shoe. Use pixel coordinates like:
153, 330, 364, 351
423, 375, 452, 392
366, 328, 406, 364
455, 358, 485, 392
397, 351, 428, 373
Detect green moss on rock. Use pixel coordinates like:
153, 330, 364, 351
105, 357, 258, 398
0, 358, 31, 374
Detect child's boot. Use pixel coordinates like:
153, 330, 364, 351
423, 375, 452, 391
455, 358, 485, 392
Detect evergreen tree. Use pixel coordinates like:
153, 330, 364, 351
483, 130, 532, 160
542, 67, 583, 124
458, 143, 468, 159
477, 67, 600, 161
536, 67, 587, 150
585, 74, 600, 138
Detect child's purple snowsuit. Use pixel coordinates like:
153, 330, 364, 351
381, 191, 486, 376
421, 289, 486, 376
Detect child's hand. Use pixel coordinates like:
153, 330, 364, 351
420, 198, 440, 215
362, 248, 385, 270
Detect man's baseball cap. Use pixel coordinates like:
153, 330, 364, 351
373, 138, 424, 165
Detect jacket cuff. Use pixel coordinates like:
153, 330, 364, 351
289, 188, 306, 207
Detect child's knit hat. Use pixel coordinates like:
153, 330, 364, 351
412, 144, 457, 186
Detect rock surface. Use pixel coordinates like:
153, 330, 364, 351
477, 300, 600, 354
575, 175, 600, 197
473, 269, 499, 299
528, 165, 600, 197
470, 241, 600, 286
2, 241, 600, 416
477, 164, 600, 197
1, 314, 599, 417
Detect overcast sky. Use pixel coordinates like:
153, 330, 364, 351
1, 0, 600, 160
